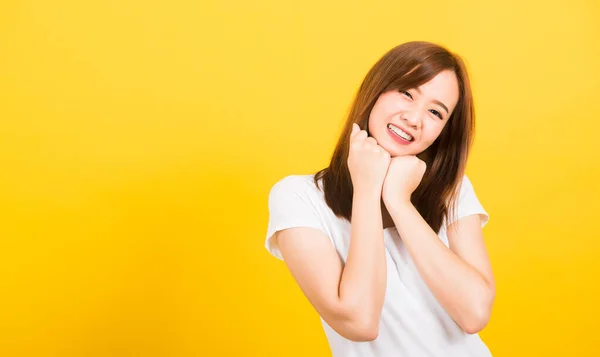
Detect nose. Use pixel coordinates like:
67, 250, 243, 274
402, 110, 422, 129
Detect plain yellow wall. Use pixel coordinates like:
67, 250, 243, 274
1, 0, 599, 356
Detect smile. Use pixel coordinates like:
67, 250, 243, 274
387, 124, 414, 141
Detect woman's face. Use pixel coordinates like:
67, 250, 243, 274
367, 70, 460, 157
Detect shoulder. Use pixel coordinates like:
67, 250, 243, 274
445, 174, 472, 205
267, 174, 326, 211
269, 174, 321, 199
458, 174, 474, 197
452, 173, 489, 228
271, 174, 315, 188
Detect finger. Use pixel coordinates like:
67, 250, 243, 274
380, 146, 391, 157
351, 123, 359, 137
356, 130, 368, 142
351, 128, 367, 142
350, 124, 362, 141
365, 136, 378, 146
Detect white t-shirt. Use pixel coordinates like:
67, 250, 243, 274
265, 173, 492, 357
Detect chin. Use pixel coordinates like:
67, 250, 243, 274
383, 142, 420, 157
387, 147, 412, 158
392, 151, 415, 158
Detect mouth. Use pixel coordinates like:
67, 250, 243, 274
387, 123, 415, 142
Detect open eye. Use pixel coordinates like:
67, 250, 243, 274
429, 109, 443, 119
401, 90, 413, 99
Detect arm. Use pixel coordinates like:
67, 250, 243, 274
277, 188, 387, 342
387, 203, 495, 334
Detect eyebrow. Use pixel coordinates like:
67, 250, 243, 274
414, 87, 449, 114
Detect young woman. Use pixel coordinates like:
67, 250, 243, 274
264, 41, 495, 356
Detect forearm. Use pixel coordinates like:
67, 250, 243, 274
338, 188, 387, 333
389, 202, 493, 333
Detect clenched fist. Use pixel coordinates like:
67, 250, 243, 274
347, 123, 391, 194
382, 155, 426, 208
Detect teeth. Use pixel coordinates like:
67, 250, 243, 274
388, 124, 413, 141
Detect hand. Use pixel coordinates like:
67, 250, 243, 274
382, 155, 426, 209
347, 123, 391, 194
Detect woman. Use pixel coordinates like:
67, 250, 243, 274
264, 41, 495, 356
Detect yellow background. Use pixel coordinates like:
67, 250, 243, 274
1, 0, 599, 356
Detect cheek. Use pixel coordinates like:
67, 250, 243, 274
422, 126, 445, 145
367, 110, 384, 133
367, 117, 375, 134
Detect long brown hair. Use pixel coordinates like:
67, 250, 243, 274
314, 41, 475, 234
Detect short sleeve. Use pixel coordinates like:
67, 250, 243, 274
447, 175, 490, 228
265, 176, 327, 261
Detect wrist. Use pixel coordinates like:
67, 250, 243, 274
353, 186, 382, 199
385, 199, 414, 216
